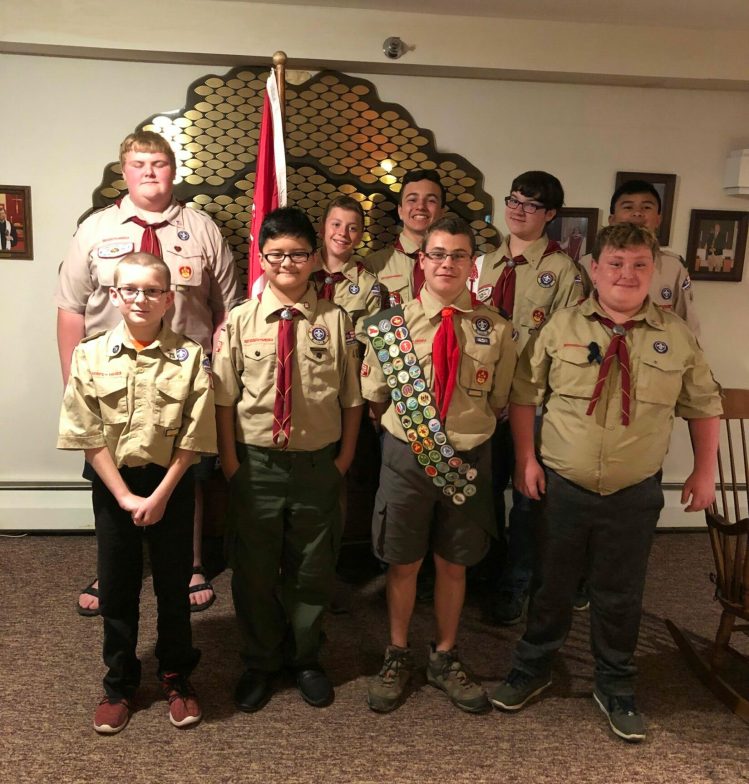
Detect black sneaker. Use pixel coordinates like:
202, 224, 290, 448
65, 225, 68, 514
492, 590, 528, 626
489, 668, 551, 711
593, 688, 646, 742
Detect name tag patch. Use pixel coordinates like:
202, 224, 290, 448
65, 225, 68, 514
97, 241, 134, 259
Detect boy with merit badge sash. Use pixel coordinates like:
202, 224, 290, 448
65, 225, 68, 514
212, 207, 365, 712
473, 170, 583, 626
364, 170, 446, 306
490, 224, 721, 742
57, 252, 216, 734
361, 216, 517, 714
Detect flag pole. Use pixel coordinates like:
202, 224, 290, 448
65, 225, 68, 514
272, 51, 287, 128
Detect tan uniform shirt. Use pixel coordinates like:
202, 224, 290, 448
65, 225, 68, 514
363, 233, 420, 306
578, 250, 700, 336
476, 235, 583, 355
361, 287, 517, 452
57, 322, 216, 467
312, 256, 385, 340
511, 297, 722, 495
55, 195, 243, 352
212, 284, 364, 451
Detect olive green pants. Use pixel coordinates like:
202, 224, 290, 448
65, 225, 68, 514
226, 443, 343, 671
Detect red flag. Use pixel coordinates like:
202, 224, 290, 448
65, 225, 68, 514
248, 70, 287, 298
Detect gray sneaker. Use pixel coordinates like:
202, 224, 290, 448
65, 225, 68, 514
593, 688, 646, 742
367, 645, 413, 713
489, 668, 551, 711
426, 645, 490, 714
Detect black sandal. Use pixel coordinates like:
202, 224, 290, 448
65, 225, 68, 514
77, 579, 101, 617
189, 567, 216, 613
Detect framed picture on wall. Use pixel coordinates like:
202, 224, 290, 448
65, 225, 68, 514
0, 185, 33, 260
614, 171, 676, 247
685, 209, 748, 282
546, 207, 599, 263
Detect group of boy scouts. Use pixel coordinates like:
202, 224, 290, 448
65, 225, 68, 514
56, 130, 721, 744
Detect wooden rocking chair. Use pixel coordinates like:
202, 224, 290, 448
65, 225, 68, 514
666, 387, 749, 722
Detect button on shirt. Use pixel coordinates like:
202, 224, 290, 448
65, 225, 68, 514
361, 287, 517, 452
55, 195, 243, 352
363, 233, 421, 305
510, 297, 722, 495
57, 322, 216, 467
212, 285, 364, 451
476, 235, 583, 354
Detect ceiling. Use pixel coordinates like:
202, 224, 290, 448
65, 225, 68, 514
234, 0, 749, 31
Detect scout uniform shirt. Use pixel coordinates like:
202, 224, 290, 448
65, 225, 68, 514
57, 321, 216, 467
311, 256, 385, 340
212, 284, 364, 451
55, 195, 243, 352
510, 296, 722, 496
363, 233, 420, 306
578, 250, 700, 336
475, 235, 583, 355
361, 287, 517, 453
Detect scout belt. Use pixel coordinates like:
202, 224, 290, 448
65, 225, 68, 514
364, 306, 478, 506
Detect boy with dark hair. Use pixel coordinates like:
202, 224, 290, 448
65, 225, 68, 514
578, 179, 699, 335
474, 170, 582, 625
213, 207, 364, 712
491, 223, 721, 742
58, 252, 216, 734
364, 170, 446, 305
362, 215, 517, 714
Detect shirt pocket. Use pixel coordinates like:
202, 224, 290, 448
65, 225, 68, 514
163, 248, 204, 289
302, 343, 339, 396
518, 287, 557, 330
459, 347, 494, 397
91, 375, 129, 423
155, 374, 191, 428
241, 342, 276, 399
549, 346, 598, 399
93, 241, 136, 287
635, 354, 684, 407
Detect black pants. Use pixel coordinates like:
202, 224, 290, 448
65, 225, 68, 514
512, 468, 663, 695
93, 465, 200, 699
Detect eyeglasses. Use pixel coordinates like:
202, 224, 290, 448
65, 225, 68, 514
116, 286, 169, 301
422, 251, 472, 263
262, 251, 313, 265
504, 196, 546, 214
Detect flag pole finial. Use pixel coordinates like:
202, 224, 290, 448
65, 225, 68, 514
273, 51, 287, 66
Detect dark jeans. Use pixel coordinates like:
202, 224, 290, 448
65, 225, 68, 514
512, 468, 664, 695
94, 465, 199, 699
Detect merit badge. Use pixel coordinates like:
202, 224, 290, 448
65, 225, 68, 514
399, 340, 413, 353
466, 468, 478, 481
448, 457, 462, 469
418, 454, 430, 466
390, 315, 404, 327
532, 309, 546, 326
441, 445, 455, 459
433, 476, 447, 488
391, 389, 403, 402
387, 376, 398, 388
472, 317, 491, 335
360, 363, 370, 377
436, 462, 448, 474
411, 411, 424, 425
428, 418, 441, 432
179, 265, 193, 281
422, 437, 435, 450
475, 367, 489, 385
443, 485, 456, 497
464, 484, 477, 497
452, 493, 466, 506
445, 471, 459, 483
653, 340, 669, 354
409, 366, 421, 379
372, 337, 385, 350
455, 478, 467, 488
395, 327, 409, 341
388, 345, 399, 358
378, 319, 392, 332
392, 357, 405, 371
367, 324, 380, 338
538, 271, 556, 288
349, 284, 360, 295
423, 405, 436, 420
177, 230, 190, 241
404, 352, 418, 367
458, 463, 470, 475
382, 362, 393, 375
417, 392, 431, 406
406, 429, 418, 442
413, 378, 427, 393
402, 384, 414, 398
394, 401, 406, 415
417, 424, 430, 439
425, 465, 438, 478
429, 450, 441, 463
377, 349, 390, 363
175, 348, 189, 362
401, 416, 412, 429
661, 287, 673, 301
406, 397, 419, 411
682, 276, 692, 290
384, 332, 396, 345
477, 285, 493, 302
397, 371, 410, 384
434, 432, 447, 446
310, 325, 329, 345
411, 442, 423, 454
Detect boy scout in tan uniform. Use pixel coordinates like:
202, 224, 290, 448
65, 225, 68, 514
490, 224, 721, 743
56, 130, 242, 616
364, 170, 446, 306
58, 252, 216, 734
362, 216, 516, 715
577, 179, 699, 335
213, 207, 364, 713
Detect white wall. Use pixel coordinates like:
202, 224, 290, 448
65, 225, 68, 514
2, 52, 748, 528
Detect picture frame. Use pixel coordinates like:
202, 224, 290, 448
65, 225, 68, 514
0, 185, 33, 260
614, 171, 676, 247
546, 207, 600, 263
685, 209, 748, 282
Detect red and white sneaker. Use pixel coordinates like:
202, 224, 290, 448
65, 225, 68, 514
161, 673, 202, 728
93, 696, 131, 734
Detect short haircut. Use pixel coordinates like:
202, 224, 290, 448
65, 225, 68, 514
609, 179, 662, 214
113, 252, 171, 288
401, 169, 447, 207
422, 215, 476, 255
322, 194, 364, 226
259, 207, 317, 251
119, 130, 177, 170
511, 170, 564, 211
591, 223, 659, 262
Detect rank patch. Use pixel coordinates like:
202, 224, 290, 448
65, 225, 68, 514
310, 325, 329, 345
177, 230, 190, 241
660, 287, 673, 301
349, 284, 360, 295
472, 317, 491, 335
538, 271, 556, 288
653, 340, 669, 354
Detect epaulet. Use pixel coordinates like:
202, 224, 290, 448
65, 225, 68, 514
542, 239, 563, 258
229, 297, 249, 311
476, 300, 501, 317
75, 202, 117, 229
660, 248, 687, 266
79, 329, 108, 344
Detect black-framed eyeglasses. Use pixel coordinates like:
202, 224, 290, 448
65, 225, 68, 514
423, 250, 472, 263
262, 251, 313, 265
116, 286, 169, 301
504, 196, 546, 214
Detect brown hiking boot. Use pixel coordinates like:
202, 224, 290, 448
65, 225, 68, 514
426, 645, 490, 714
367, 645, 413, 713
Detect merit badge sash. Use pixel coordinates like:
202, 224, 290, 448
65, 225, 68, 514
364, 306, 478, 507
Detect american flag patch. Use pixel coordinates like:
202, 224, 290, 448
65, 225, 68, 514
360, 363, 371, 377
345, 330, 357, 345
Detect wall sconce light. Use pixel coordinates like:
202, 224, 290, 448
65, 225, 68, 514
383, 37, 407, 59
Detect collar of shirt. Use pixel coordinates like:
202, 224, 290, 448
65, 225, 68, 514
419, 285, 474, 320
258, 283, 318, 323
117, 194, 181, 226
105, 320, 181, 357
580, 295, 666, 331
317, 256, 363, 285
491, 234, 556, 271
396, 233, 421, 256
